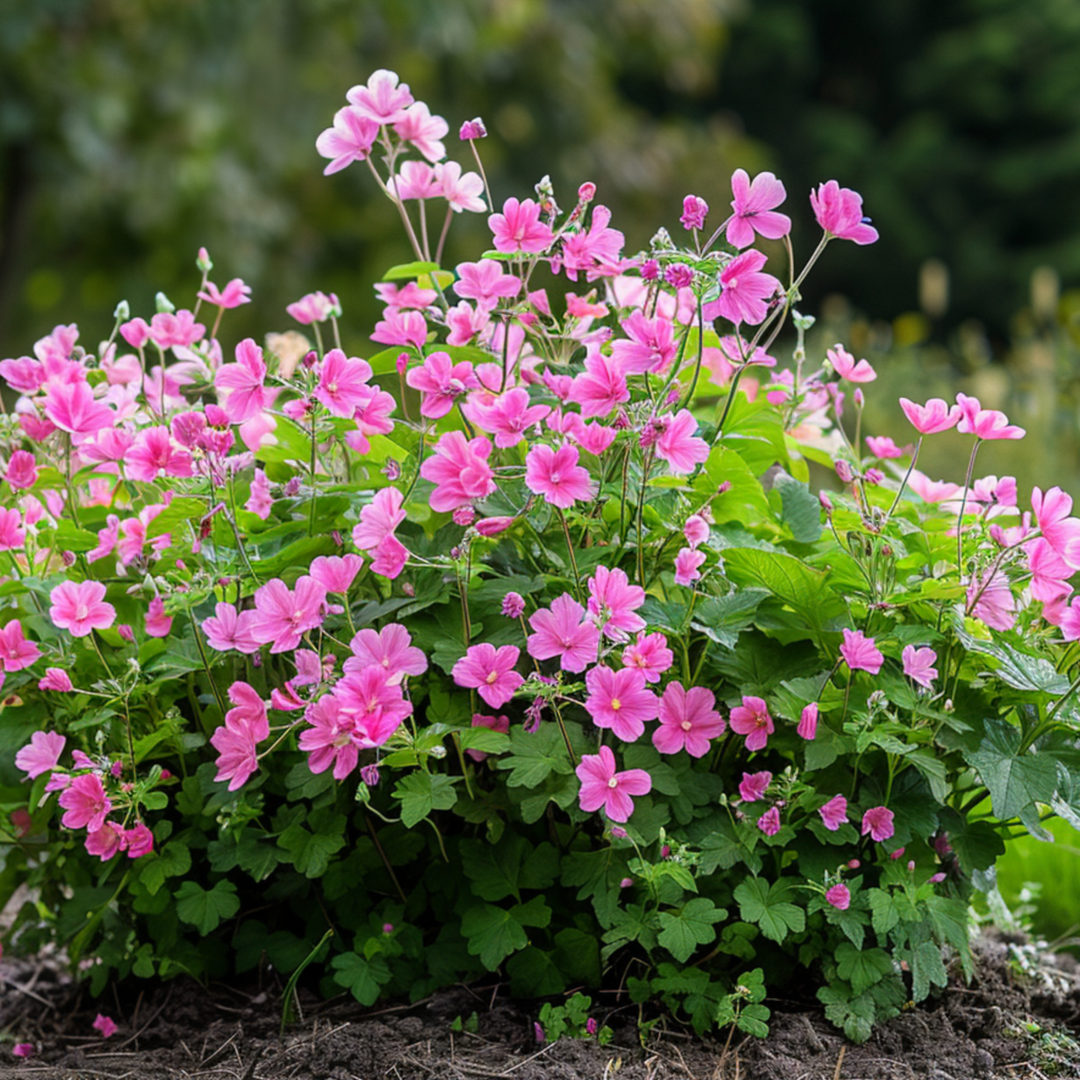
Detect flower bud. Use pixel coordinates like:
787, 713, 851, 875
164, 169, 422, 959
196, 247, 213, 272
360, 763, 380, 787
117, 624, 134, 643
716, 481, 732, 496
854, 388, 865, 408
396, 352, 409, 376
835, 459, 854, 483
501, 592, 525, 618
154, 291, 175, 314
819, 490, 834, 512
610, 826, 628, 839
847, 859, 860, 870
640, 258, 660, 282
62, 550, 77, 568
113, 299, 130, 322
453, 506, 476, 527
459, 117, 487, 140
578, 182, 596, 202
302, 350, 319, 370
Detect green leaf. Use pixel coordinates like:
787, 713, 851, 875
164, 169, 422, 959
818, 984, 876, 1044
136, 840, 191, 896
835, 943, 893, 996
689, 589, 768, 648
495, 722, 578, 787
506, 947, 566, 997
461, 897, 550, 970
774, 471, 822, 544
174, 880, 240, 935
657, 898, 727, 962
392, 772, 459, 828
909, 941, 948, 1002
732, 879, 805, 944
383, 260, 441, 281
938, 809, 1006, 873
867, 889, 900, 937
695, 445, 771, 523
330, 952, 391, 1005
952, 616, 1071, 694
276, 809, 347, 878
460, 834, 529, 902
965, 718, 1058, 820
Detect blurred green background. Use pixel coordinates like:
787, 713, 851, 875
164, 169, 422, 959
3, 0, 1080, 936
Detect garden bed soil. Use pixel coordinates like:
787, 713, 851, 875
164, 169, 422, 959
3, 934, 1080, 1080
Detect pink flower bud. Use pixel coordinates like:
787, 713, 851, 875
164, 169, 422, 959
680, 194, 709, 231
907, 860, 916, 871
929, 872, 946, 883
664, 264, 693, 290
453, 506, 476, 527
302, 350, 319, 370
360, 764, 380, 787
640, 259, 660, 282
660, 844, 671, 859
382, 922, 394, 934
854, 388, 865, 408
835, 460, 854, 483
865, 468, 885, 486
611, 826, 628, 840
619, 877, 633, 888
501, 592, 525, 618
578, 182, 596, 202
819, 490, 834, 511
716, 481, 732, 496
396, 352, 410, 376
401, 582, 415, 597
475, 516, 514, 537
382, 459, 402, 481
117, 624, 134, 643
459, 117, 487, 140
62, 550, 77, 568
847, 859, 860, 869
196, 246, 213, 272
890, 847, 906, 860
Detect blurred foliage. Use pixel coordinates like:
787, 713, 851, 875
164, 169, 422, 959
0, 0, 753, 353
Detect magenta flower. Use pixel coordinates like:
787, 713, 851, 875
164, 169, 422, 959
316, 106, 380, 175
0, 508, 25, 551
655, 410, 709, 475
827, 345, 876, 383
149, 309, 204, 349
453, 260, 521, 310
587, 566, 646, 641
684, 515, 709, 548
757, 806, 781, 836
899, 397, 960, 435
92, 1014, 118, 1039
144, 597, 172, 638
59, 773, 112, 832
345, 623, 427, 683
524, 443, 594, 509
797, 703, 819, 740
861, 806, 895, 842
902, 646, 938, 689
840, 629, 883, 675
215, 339, 269, 423
287, 291, 338, 325
726, 169, 791, 250
420, 431, 497, 513
558, 204, 625, 281
967, 570, 1016, 631
825, 884, 851, 911
0, 619, 40, 672
489, 197, 554, 255
674, 547, 706, 588
810, 180, 879, 244
372, 307, 428, 350
85, 821, 124, 861
568, 352, 629, 418
352, 487, 406, 552
125, 426, 194, 483
459, 117, 486, 141
123, 822, 154, 859
453, 643, 523, 709
819, 794, 849, 831
202, 603, 260, 654
43, 381, 115, 440
584, 666, 658, 743
310, 554, 364, 595
15, 730, 65, 779
653, 682, 725, 757
610, 311, 677, 375
955, 393, 1025, 441
347, 69, 413, 122
680, 194, 709, 231
739, 771, 772, 803
12, 1043, 34, 1058
249, 575, 327, 653
465, 387, 550, 448
729, 696, 774, 752
49, 580, 116, 637
5, 449, 38, 489
393, 101, 448, 163
39, 667, 73, 693
501, 592, 526, 618
621, 632, 674, 684
198, 278, 251, 309
527, 593, 600, 673
716, 250, 781, 326
575, 745, 652, 823
314, 349, 373, 417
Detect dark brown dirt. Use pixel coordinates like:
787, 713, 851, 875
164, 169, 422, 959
3, 935, 1080, 1080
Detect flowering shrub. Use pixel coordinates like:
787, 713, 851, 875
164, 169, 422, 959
3, 68, 1080, 1046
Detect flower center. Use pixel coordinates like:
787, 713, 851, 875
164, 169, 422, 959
680, 720, 692, 731
610, 697, 621, 711
607, 777, 619, 789
728, 276, 739, 289
75, 604, 89, 621
485, 670, 499, 685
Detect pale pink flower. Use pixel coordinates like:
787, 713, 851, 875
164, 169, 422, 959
310, 554, 364, 594
810, 181, 879, 244
249, 576, 327, 653
202, 603, 260, 654
148, 310, 204, 349
827, 345, 876, 382
575, 745, 651, 823
43, 381, 114, 439
144, 597, 172, 638
15, 730, 65, 778
353, 487, 407, 552
345, 623, 427, 683
315, 349, 373, 417
653, 682, 725, 757
489, 198, 554, 255
797, 703, 819, 740
198, 279, 251, 309
955, 393, 1025, 440
819, 794, 848, 831
621, 632, 674, 683
453, 260, 521, 310
0, 508, 24, 551
716, 250, 780, 326
739, 771, 771, 803
420, 431, 497, 512
674, 547, 706, 587
407, 351, 479, 418
826, 884, 851, 910
757, 806, 781, 836
680, 194, 709, 231
389, 159, 440, 200
587, 566, 646, 640
908, 470, 961, 503
347, 69, 413, 123
527, 594, 600, 673
524, 443, 594, 509
465, 388, 550, 448
584, 666, 658, 743
729, 696, 774, 752
453, 643, 523, 708
316, 106, 379, 174
967, 570, 1016, 631
59, 773, 112, 832
5, 450, 38, 489
865, 436, 903, 459
861, 806, 895, 842
437, 161, 486, 213
49, 580, 115, 637
39, 667, 74, 692
287, 291, 339, 324
567, 352, 629, 418
684, 515, 710, 548
840, 629, 883, 674
655, 410, 709, 474
393, 101, 448, 163
726, 169, 791, 249
902, 646, 938, 689
610, 311, 677, 375
215, 339, 269, 423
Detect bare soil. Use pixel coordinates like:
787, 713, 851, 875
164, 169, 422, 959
3, 935, 1080, 1080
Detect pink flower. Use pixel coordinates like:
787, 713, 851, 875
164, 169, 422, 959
347, 69, 413, 124
459, 117, 486, 140
85, 821, 124, 860
389, 160, 440, 200
437, 161, 486, 213
126, 427, 193, 483
310, 554, 364, 594
655, 410, 708, 474
420, 431, 497, 513
524, 443, 594, 509
316, 106, 380, 174
557, 204, 625, 281
353, 487, 406, 552
902, 646, 938, 689
621, 632, 674, 683
453, 260, 520, 310
453, 643, 523, 708
372, 307, 428, 350
15, 730, 65, 778
0, 508, 25, 551
345, 623, 427, 683
43, 381, 114, 439
587, 566, 646, 641
527, 593, 600, 673
716, 250, 780, 326
899, 397, 960, 435
1027, 539, 1073, 604
827, 345, 876, 382
202, 603, 261, 654
674, 547, 706, 587
39, 667, 73, 692
489, 197, 554, 255
865, 436, 903, 459
797, 703, 819, 740
680, 194, 709, 231
198, 278, 251, 309
739, 771, 771, 803
59, 773, 112, 832
684, 515, 709, 548
12, 1043, 35, 1058
49, 580, 116, 637
653, 682, 725, 757
406, 351, 480, 418
246, 468, 273, 519
840, 629, 883, 674
249, 576, 327, 653
5, 450, 38, 489
757, 806, 781, 836
568, 352, 629, 418
92, 1015, 118, 1039
393, 101, 448, 163
465, 388, 550, 448
149, 310, 204, 349
287, 291, 339, 324
825, 884, 851, 910
726, 169, 791, 250
123, 822, 154, 858
215, 339, 269, 423
955, 393, 1025, 441
1032, 487, 1080, 563
819, 794, 849, 831
810, 181, 879, 244
908, 470, 961, 503
315, 349, 373, 417
610, 311, 677, 375
144, 597, 172, 638
502, 592, 526, 618
861, 806, 895, 842
967, 571, 1016, 631
575, 745, 651, 823
0, 619, 39, 671
584, 666, 658, 743
729, 696, 774, 752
